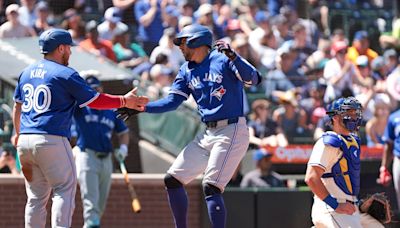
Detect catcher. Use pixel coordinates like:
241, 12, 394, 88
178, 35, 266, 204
359, 193, 392, 228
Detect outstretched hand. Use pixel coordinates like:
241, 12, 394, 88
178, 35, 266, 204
123, 87, 149, 111
214, 40, 237, 60
116, 107, 142, 121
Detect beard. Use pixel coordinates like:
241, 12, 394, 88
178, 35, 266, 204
62, 52, 69, 66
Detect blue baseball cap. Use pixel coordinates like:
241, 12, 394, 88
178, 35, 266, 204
255, 11, 271, 24
39, 28, 76, 54
354, 30, 368, 41
85, 75, 101, 88
253, 149, 273, 161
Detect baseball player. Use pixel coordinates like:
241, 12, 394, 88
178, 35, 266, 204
379, 107, 400, 210
117, 24, 261, 228
72, 74, 129, 228
305, 97, 363, 228
11, 28, 148, 228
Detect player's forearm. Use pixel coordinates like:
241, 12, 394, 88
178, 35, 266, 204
381, 142, 394, 168
119, 132, 129, 146
232, 56, 261, 85
145, 93, 185, 113
12, 102, 21, 135
305, 166, 330, 200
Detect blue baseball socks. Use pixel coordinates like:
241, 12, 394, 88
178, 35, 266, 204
206, 194, 226, 228
166, 187, 188, 228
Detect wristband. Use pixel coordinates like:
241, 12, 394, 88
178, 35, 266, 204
323, 195, 339, 209
119, 144, 128, 154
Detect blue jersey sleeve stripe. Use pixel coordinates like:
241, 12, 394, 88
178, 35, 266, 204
13, 98, 23, 103
169, 90, 189, 99
308, 163, 326, 170
79, 92, 100, 108
116, 128, 129, 135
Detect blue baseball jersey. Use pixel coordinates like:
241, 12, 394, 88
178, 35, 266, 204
13, 59, 99, 138
170, 50, 256, 122
72, 107, 128, 153
383, 110, 400, 157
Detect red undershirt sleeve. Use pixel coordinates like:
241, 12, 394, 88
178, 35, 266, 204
87, 93, 125, 110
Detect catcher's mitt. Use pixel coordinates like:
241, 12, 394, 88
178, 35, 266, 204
116, 107, 142, 121
359, 193, 392, 224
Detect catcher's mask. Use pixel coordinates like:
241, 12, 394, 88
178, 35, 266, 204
360, 193, 392, 224
326, 97, 362, 132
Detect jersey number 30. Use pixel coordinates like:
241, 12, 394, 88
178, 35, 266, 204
21, 83, 51, 113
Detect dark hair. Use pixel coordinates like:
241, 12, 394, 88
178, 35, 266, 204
155, 53, 169, 64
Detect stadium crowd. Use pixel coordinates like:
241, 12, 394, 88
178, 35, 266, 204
0, 0, 400, 185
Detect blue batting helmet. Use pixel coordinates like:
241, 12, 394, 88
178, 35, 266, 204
85, 75, 101, 88
173, 24, 213, 48
326, 97, 362, 131
39, 28, 76, 54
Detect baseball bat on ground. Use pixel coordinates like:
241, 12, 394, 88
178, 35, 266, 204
119, 160, 141, 213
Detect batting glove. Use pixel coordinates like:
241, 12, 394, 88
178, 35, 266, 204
378, 166, 392, 187
214, 40, 237, 61
114, 144, 128, 162
116, 107, 142, 121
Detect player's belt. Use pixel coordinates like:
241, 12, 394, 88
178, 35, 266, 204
205, 117, 239, 129
86, 149, 110, 159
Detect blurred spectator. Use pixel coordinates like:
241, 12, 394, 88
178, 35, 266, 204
330, 28, 348, 44
347, 30, 378, 64
163, 5, 179, 31
247, 99, 288, 148
272, 90, 309, 144
79, 20, 117, 62
98, 6, 129, 41
384, 60, 400, 104
216, 3, 232, 31
271, 14, 292, 45
196, 3, 224, 39
263, 45, 295, 99
134, 0, 166, 55
0, 1, 18, 25
147, 64, 174, 99
240, 148, 285, 188
236, 1, 259, 36
383, 49, 398, 75
61, 8, 86, 43
299, 80, 327, 130
224, 19, 243, 41
149, 27, 184, 73
47, 0, 82, 21
231, 33, 259, 69
0, 4, 36, 38
307, 0, 329, 36
178, 15, 193, 31
323, 40, 370, 103
259, 30, 278, 70
371, 56, 388, 81
112, 25, 149, 69
268, 0, 296, 17
249, 11, 272, 57
18, 0, 36, 27
32, 1, 52, 35
0, 132, 19, 174
365, 94, 391, 148
178, 0, 194, 18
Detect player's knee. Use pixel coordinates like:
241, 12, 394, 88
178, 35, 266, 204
203, 183, 221, 196
164, 174, 183, 189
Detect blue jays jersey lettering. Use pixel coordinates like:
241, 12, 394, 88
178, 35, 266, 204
73, 107, 128, 153
13, 59, 99, 137
170, 50, 245, 122
322, 132, 361, 196
383, 110, 400, 157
